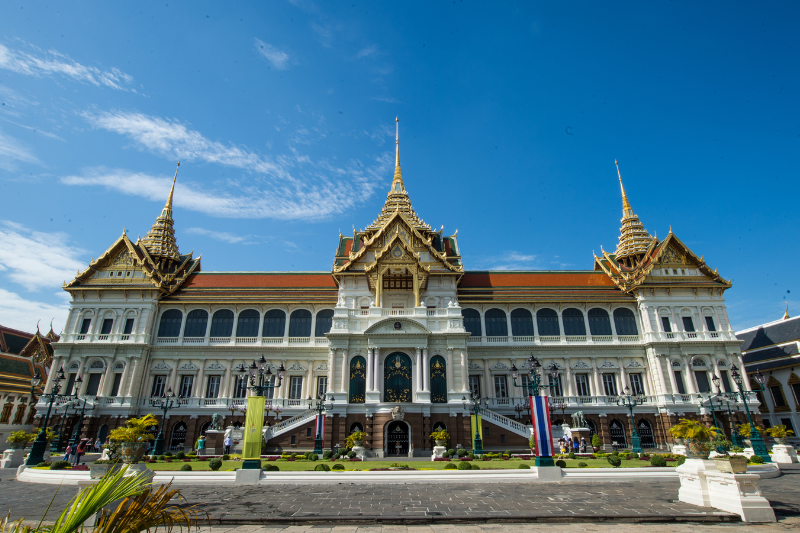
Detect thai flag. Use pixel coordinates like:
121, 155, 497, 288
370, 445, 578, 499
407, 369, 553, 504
530, 395, 554, 457
315, 414, 324, 444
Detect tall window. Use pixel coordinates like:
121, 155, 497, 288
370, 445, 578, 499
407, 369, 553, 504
100, 319, 113, 335
315, 310, 334, 337
233, 376, 248, 398
151, 375, 166, 397
85, 374, 102, 396
288, 310, 312, 337
494, 375, 508, 398
674, 371, 686, 394
430, 355, 447, 403
792, 383, 800, 408
588, 308, 612, 335
157, 310, 182, 337
263, 310, 286, 337
205, 376, 221, 398
682, 316, 695, 332
109, 373, 122, 397
179, 375, 194, 398
602, 373, 617, 395
64, 373, 77, 395
705, 316, 716, 331
316, 376, 328, 399
349, 356, 366, 403
521, 374, 532, 396
79, 318, 92, 335
562, 308, 586, 336
289, 376, 303, 399
548, 374, 563, 396
462, 309, 482, 337
694, 371, 710, 393
770, 384, 787, 407
613, 308, 638, 335
661, 316, 672, 333
236, 309, 260, 337
629, 373, 644, 395
468, 375, 481, 397
485, 309, 508, 337
510, 308, 534, 336
575, 374, 591, 396
183, 310, 208, 337
123, 318, 135, 335
384, 352, 412, 403
719, 370, 732, 393
210, 310, 234, 337
536, 309, 560, 336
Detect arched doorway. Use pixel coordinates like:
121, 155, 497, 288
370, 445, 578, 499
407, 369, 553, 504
637, 419, 655, 448
386, 420, 410, 456
349, 356, 366, 403
430, 355, 447, 403
384, 352, 412, 403
170, 422, 187, 451
609, 419, 628, 448
585, 419, 597, 437
97, 424, 109, 445
349, 422, 364, 434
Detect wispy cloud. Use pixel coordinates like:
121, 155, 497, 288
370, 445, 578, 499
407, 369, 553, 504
474, 251, 541, 271
371, 96, 402, 104
0, 289, 70, 335
254, 39, 290, 70
356, 45, 378, 59
0, 43, 134, 90
0, 127, 40, 170
0, 221, 86, 290
185, 227, 258, 245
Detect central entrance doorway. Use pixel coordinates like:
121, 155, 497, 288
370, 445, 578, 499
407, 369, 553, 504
386, 420, 410, 456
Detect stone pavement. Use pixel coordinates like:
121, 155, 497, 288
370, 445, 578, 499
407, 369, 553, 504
1, 465, 798, 527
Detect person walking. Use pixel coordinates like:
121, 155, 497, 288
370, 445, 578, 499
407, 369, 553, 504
580, 437, 587, 453
74, 440, 87, 465
63, 444, 73, 463
223, 436, 232, 455
95, 438, 102, 452
573, 437, 579, 454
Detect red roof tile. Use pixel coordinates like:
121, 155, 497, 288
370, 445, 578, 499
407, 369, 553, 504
460, 272, 617, 288
181, 273, 338, 289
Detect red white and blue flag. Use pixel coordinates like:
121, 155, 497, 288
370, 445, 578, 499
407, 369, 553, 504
529, 395, 554, 457
314, 414, 325, 445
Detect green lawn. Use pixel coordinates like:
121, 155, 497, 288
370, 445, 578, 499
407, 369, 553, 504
145, 457, 658, 471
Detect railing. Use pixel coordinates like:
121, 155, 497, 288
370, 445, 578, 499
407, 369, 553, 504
203, 398, 223, 406
665, 333, 675, 339
467, 336, 482, 344
156, 337, 178, 344
348, 310, 370, 317
120, 334, 130, 341
286, 399, 303, 406
315, 338, 330, 345
478, 408, 531, 438
237, 337, 257, 344
486, 336, 508, 343
686, 333, 698, 339
97, 334, 109, 341
262, 337, 283, 344
265, 409, 317, 437
229, 399, 246, 406
427, 309, 448, 316
209, 336, 231, 344
288, 337, 310, 344
539, 335, 561, 342
513, 336, 535, 343
618, 335, 640, 342
578, 396, 594, 404
591, 335, 612, 342
382, 309, 412, 316
76, 334, 86, 341
183, 338, 204, 344
566, 336, 586, 342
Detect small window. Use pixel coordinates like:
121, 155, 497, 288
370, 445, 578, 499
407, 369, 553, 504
673, 269, 678, 274
291, 436, 296, 445
126, 271, 131, 277
575, 374, 591, 396
100, 318, 113, 335
110, 373, 122, 397
494, 375, 508, 398
151, 375, 166, 397
500, 434, 506, 444
629, 373, 644, 395
79, 318, 91, 334
770, 386, 787, 407
306, 427, 312, 437
681, 269, 686, 275
123, 318, 135, 335
705, 316, 716, 332
661, 316, 672, 333
468, 375, 481, 397
289, 376, 304, 399
602, 373, 617, 395
674, 371, 686, 395
682, 317, 695, 332
205, 376, 221, 398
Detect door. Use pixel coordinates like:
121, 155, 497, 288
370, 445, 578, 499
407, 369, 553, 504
384, 352, 412, 403
609, 419, 628, 447
637, 419, 655, 448
170, 422, 187, 450
386, 421, 410, 456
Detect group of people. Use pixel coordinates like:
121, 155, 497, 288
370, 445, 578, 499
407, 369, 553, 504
62, 437, 104, 465
558, 436, 588, 454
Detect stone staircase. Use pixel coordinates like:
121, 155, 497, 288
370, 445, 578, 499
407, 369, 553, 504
479, 408, 533, 439
263, 409, 317, 440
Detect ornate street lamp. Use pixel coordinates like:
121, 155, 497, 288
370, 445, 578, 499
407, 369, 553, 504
514, 403, 525, 421
53, 399, 77, 453
730, 365, 770, 462
711, 377, 742, 448
510, 354, 559, 398
617, 386, 645, 453
307, 394, 334, 454
150, 388, 180, 456
462, 390, 488, 456
69, 392, 98, 448
239, 356, 285, 397
25, 367, 67, 466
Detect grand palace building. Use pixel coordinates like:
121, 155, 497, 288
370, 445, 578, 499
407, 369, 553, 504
39, 123, 760, 456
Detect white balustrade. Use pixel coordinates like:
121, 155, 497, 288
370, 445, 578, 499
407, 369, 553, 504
566, 336, 586, 343
261, 337, 283, 344
236, 337, 257, 344
209, 337, 231, 344
288, 337, 310, 344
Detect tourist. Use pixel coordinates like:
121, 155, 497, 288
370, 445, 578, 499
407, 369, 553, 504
223, 435, 232, 455
74, 439, 87, 465
197, 435, 206, 455
95, 438, 102, 452
580, 437, 587, 453
573, 437, 579, 454
63, 444, 73, 462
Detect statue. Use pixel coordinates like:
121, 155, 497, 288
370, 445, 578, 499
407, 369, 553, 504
391, 406, 405, 421
210, 412, 223, 431
571, 411, 586, 428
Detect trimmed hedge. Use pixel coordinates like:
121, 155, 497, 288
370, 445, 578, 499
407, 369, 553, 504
180, 464, 192, 471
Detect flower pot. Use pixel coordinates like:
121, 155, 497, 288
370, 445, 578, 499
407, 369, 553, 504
713, 456, 748, 474
435, 440, 446, 447
592, 446, 599, 452
8, 442, 25, 450
353, 440, 364, 447
90, 462, 123, 479
120, 442, 148, 464
773, 437, 787, 445
685, 438, 710, 459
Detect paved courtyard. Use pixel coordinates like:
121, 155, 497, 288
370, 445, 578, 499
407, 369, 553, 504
1, 466, 798, 527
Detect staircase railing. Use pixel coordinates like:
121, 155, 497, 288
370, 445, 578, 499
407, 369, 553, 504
478, 408, 532, 438
263, 409, 317, 439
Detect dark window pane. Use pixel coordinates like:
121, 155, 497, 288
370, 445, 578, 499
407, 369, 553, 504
562, 308, 586, 336
682, 317, 695, 332
85, 373, 102, 396
705, 316, 716, 332
123, 318, 134, 335
485, 309, 508, 337
771, 386, 787, 407
510, 309, 534, 336
674, 371, 686, 394
263, 309, 286, 337
110, 373, 122, 397
183, 310, 209, 337
236, 309, 260, 337
289, 310, 312, 337
588, 308, 612, 336
661, 316, 672, 333
210, 310, 234, 337
695, 371, 710, 393
157, 310, 183, 337
536, 309, 560, 336
100, 319, 113, 335
80, 319, 91, 335
314, 309, 334, 337
613, 309, 638, 335
461, 309, 482, 337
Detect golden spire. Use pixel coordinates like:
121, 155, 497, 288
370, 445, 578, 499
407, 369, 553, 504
140, 163, 181, 262
784, 302, 790, 320
392, 117, 404, 191
613, 160, 653, 265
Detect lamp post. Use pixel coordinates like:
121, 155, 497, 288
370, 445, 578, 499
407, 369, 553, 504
239, 356, 285, 397
710, 374, 742, 447
696, 392, 722, 431
53, 399, 76, 452
462, 390, 488, 456
308, 394, 333, 454
510, 354, 559, 398
617, 386, 645, 453
69, 393, 98, 448
25, 367, 66, 466
514, 403, 525, 421
730, 365, 771, 463
150, 388, 180, 456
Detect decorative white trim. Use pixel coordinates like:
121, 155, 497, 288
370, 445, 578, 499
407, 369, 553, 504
315, 362, 328, 371
572, 361, 590, 369
490, 362, 509, 370
206, 362, 225, 370
468, 362, 482, 370
178, 363, 198, 370
287, 362, 305, 371
152, 362, 170, 370
626, 361, 644, 368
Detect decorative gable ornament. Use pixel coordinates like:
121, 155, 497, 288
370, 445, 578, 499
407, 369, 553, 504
179, 362, 198, 370
287, 362, 305, 371
626, 361, 644, 368
599, 360, 616, 368
491, 362, 509, 370
152, 362, 170, 370
572, 361, 590, 369
468, 362, 482, 370
206, 362, 225, 370
315, 362, 328, 371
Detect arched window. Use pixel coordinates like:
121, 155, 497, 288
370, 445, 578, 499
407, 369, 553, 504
210, 310, 234, 337
315, 309, 334, 337
97, 424, 109, 445
170, 422, 187, 450
183, 310, 208, 338
157, 310, 182, 337
484, 309, 508, 337
384, 352, 412, 403
236, 309, 260, 337
288, 310, 312, 337
430, 355, 447, 403
263, 310, 286, 337
349, 356, 366, 404
510, 309, 534, 336
588, 308, 612, 336
562, 308, 586, 336
613, 308, 638, 335
461, 309, 482, 337
586, 419, 597, 437
637, 419, 655, 448
536, 309, 560, 336
608, 419, 628, 447
349, 422, 364, 434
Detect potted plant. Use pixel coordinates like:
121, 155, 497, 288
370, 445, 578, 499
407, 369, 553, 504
6, 430, 32, 450
90, 458, 124, 479
713, 454, 748, 474
108, 414, 158, 464
591, 434, 602, 452
736, 423, 765, 447
346, 430, 366, 448
765, 425, 794, 445
430, 429, 450, 447
668, 419, 720, 458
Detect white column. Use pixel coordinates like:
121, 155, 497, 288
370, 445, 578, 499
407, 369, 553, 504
564, 358, 575, 396
415, 348, 422, 396
422, 348, 429, 392
446, 349, 454, 393
483, 359, 491, 397
375, 351, 382, 394
195, 362, 206, 398
327, 349, 335, 395
682, 357, 697, 394
591, 359, 602, 396
97, 357, 112, 396
667, 359, 679, 395
339, 350, 348, 393
305, 360, 314, 398
460, 350, 468, 392
221, 360, 233, 398
45, 356, 63, 393
124, 356, 139, 397
366, 348, 374, 392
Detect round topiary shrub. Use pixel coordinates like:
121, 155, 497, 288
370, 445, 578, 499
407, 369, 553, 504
471, 463, 480, 470
607, 455, 622, 468
650, 455, 667, 467
157, 455, 166, 461
676, 456, 686, 466
568, 451, 575, 459
36, 462, 49, 468
517, 463, 530, 469
578, 462, 588, 467
447, 448, 455, 457
222, 454, 230, 460
331, 463, 345, 470
165, 452, 173, 457
347, 451, 356, 459
323, 450, 333, 459
176, 451, 186, 460
49, 460, 70, 470
290, 453, 297, 459
209, 458, 223, 471
443, 463, 458, 470
180, 464, 192, 471
309, 453, 319, 461
630, 452, 639, 459
555, 460, 567, 468
457, 461, 472, 470
750, 455, 764, 464
314, 463, 331, 471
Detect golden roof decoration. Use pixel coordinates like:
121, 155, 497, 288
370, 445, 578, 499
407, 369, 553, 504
139, 162, 181, 262
614, 160, 654, 266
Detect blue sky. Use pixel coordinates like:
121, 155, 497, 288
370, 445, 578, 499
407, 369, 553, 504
0, 1, 798, 333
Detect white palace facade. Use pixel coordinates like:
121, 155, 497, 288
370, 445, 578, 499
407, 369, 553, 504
39, 126, 759, 456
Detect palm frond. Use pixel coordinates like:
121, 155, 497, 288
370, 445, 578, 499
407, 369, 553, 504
0, 511, 32, 533
94, 483, 206, 533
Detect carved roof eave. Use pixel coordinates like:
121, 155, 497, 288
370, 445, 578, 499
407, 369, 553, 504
63, 233, 142, 289
365, 234, 432, 275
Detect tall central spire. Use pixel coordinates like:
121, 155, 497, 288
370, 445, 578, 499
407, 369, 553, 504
393, 116, 404, 191
613, 160, 653, 266
140, 162, 182, 262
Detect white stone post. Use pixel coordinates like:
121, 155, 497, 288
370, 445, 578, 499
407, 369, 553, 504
339, 350, 348, 394
366, 348, 374, 392
460, 350, 468, 392
446, 349, 454, 392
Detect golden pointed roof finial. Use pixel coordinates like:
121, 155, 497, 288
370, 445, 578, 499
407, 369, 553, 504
616, 159, 633, 218
140, 163, 181, 262
392, 116, 404, 190
784, 302, 790, 320
166, 161, 180, 212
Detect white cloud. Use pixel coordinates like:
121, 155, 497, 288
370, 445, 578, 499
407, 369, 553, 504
356, 45, 378, 59
254, 39, 290, 70
0, 43, 134, 90
0, 127, 40, 170
474, 251, 540, 271
185, 227, 258, 245
0, 289, 70, 335
0, 221, 87, 290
